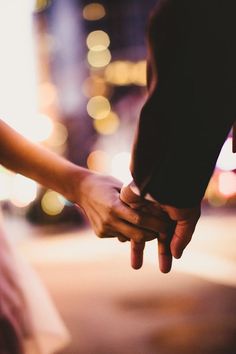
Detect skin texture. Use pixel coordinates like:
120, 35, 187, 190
120, 182, 200, 273
124, 0, 236, 271
0, 121, 173, 353
75, 173, 171, 243
0, 119, 168, 244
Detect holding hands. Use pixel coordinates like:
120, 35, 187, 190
120, 182, 200, 273
0, 119, 201, 274
74, 171, 171, 266
74, 172, 200, 274
74, 172, 163, 243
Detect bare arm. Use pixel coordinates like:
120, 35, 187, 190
0, 119, 87, 201
0, 119, 170, 243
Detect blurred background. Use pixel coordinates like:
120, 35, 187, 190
0, 1, 236, 353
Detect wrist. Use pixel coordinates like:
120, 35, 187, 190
64, 164, 93, 205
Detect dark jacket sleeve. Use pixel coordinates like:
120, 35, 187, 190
130, 0, 236, 208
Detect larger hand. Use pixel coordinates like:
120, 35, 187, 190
120, 182, 200, 273
161, 204, 201, 259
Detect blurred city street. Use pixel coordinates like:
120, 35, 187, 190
4, 207, 236, 354
0, 2, 235, 354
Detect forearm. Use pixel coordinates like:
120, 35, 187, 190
0, 119, 90, 202
131, 1, 236, 207
0, 123, 172, 246
132, 92, 234, 208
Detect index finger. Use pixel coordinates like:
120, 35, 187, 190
114, 201, 169, 234
131, 240, 145, 269
120, 186, 170, 233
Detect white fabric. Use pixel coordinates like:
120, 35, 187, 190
0, 213, 70, 354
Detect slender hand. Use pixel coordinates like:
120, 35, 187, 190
73, 172, 170, 243
0, 120, 170, 243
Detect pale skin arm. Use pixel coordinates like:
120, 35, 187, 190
0, 119, 170, 242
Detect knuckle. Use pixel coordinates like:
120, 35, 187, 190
133, 213, 142, 225
174, 231, 184, 241
134, 233, 144, 243
158, 232, 167, 242
96, 225, 106, 238
106, 203, 114, 215
103, 207, 114, 225
113, 199, 125, 216
106, 201, 116, 217
95, 230, 103, 238
157, 221, 169, 233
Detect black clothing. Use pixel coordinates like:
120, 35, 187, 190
131, 0, 236, 207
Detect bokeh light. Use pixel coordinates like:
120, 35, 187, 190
49, 122, 68, 147
105, 61, 132, 86
87, 150, 111, 173
0, 2, 38, 134
105, 60, 147, 86
130, 61, 147, 86
207, 194, 227, 208
82, 76, 109, 97
41, 190, 65, 216
218, 171, 236, 197
34, 0, 51, 13
86, 30, 110, 51
216, 137, 236, 171
0, 168, 14, 201
87, 96, 111, 120
93, 111, 120, 135
39, 81, 58, 108
10, 174, 38, 208
30, 114, 54, 142
205, 172, 228, 207
83, 3, 106, 21
87, 49, 111, 68
111, 152, 132, 184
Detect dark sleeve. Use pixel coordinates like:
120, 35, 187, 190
130, 0, 236, 208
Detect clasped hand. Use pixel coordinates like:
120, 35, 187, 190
76, 172, 200, 274
120, 182, 200, 273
